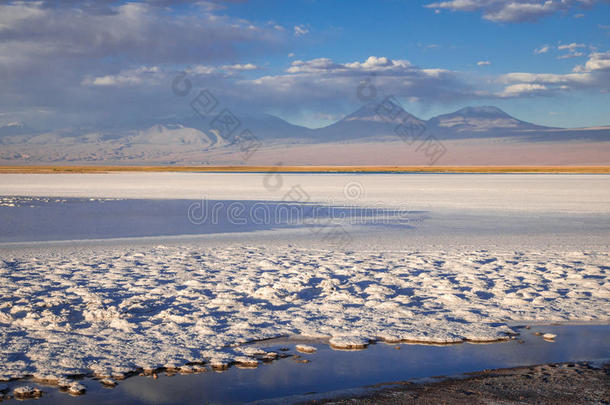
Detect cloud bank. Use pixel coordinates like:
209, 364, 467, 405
425, 0, 606, 22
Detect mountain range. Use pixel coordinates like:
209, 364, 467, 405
1, 104, 609, 165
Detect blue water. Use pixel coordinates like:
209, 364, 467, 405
0, 197, 418, 243
1, 324, 608, 404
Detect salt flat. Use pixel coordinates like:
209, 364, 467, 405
0, 173, 608, 388
1, 173, 609, 213
1, 245, 608, 382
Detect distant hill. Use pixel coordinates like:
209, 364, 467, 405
1, 104, 608, 164
312, 102, 427, 142
427, 106, 550, 138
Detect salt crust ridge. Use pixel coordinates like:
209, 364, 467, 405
0, 245, 608, 383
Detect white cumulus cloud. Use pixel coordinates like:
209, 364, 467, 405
499, 83, 548, 97
425, 0, 606, 23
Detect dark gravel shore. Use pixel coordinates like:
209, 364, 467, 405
308, 361, 610, 405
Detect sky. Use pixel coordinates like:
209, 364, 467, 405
0, 0, 609, 130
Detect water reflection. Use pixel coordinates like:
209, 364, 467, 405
0, 198, 421, 243
4, 325, 608, 405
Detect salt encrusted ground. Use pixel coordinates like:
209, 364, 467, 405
2, 173, 609, 214
1, 245, 608, 383
1, 173, 609, 393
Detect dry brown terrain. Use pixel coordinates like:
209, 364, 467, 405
1, 165, 610, 174
3, 139, 609, 167
309, 361, 610, 405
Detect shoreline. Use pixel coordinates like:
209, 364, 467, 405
0, 324, 608, 404
305, 360, 610, 405
2, 361, 609, 404
2, 359, 608, 404
1, 165, 610, 174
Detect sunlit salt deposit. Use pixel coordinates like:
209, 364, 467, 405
0, 245, 607, 382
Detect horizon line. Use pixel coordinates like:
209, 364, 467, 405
1, 165, 610, 174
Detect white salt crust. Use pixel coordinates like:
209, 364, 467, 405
0, 245, 608, 383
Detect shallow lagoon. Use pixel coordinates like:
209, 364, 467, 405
1, 325, 608, 404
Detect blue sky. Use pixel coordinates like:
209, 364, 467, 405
221, 0, 610, 127
0, 0, 609, 130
